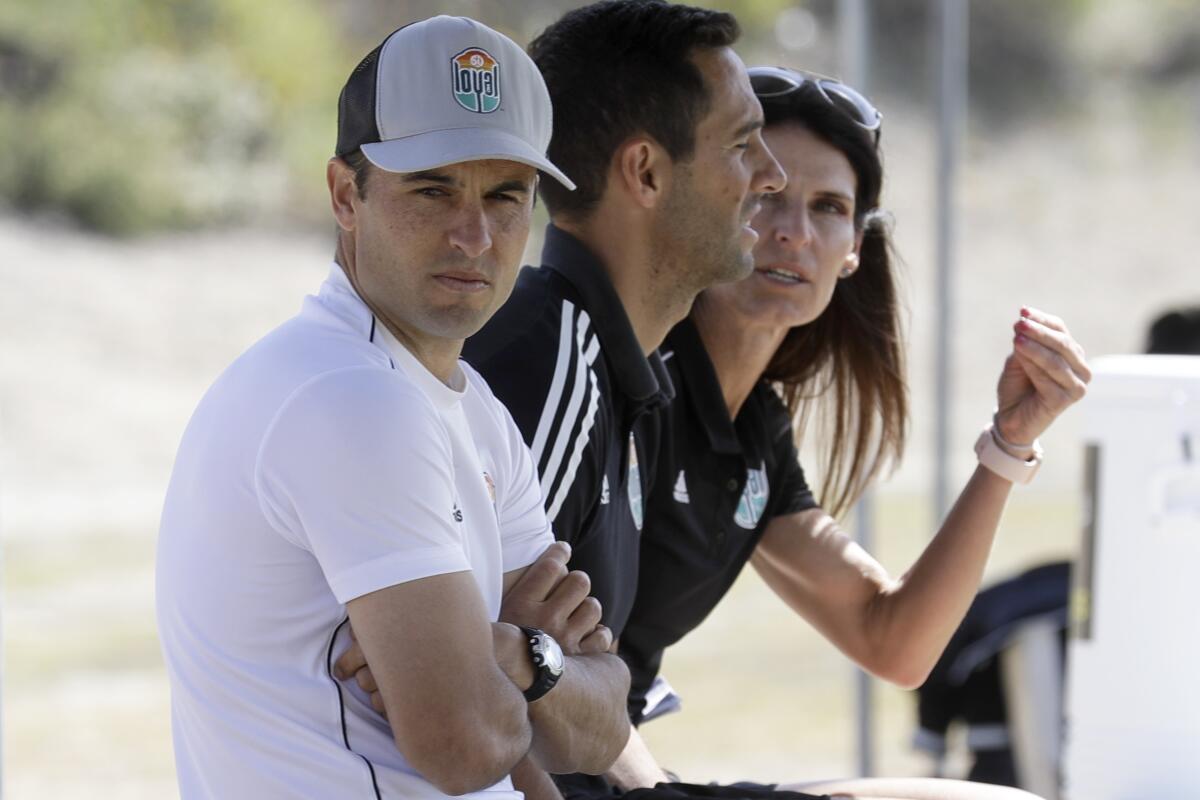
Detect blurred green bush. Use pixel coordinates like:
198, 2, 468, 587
0, 0, 347, 235
3, 0, 1197, 236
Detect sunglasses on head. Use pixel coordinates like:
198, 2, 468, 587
748, 66, 882, 144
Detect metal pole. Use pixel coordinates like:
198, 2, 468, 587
1, 481, 5, 798
838, 0, 868, 85
934, 0, 969, 522
852, 494, 875, 777
837, 0, 873, 779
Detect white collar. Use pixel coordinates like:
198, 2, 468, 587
321, 263, 467, 409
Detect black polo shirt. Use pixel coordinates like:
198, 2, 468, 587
621, 317, 819, 724
462, 224, 672, 639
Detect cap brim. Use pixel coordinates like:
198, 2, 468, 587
361, 127, 575, 191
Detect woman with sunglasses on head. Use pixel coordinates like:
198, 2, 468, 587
603, 68, 1090, 799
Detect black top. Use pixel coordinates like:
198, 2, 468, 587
462, 224, 673, 638
621, 317, 819, 724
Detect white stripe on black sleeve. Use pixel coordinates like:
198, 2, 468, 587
530, 299, 578, 464
538, 310, 595, 501
582, 331, 601, 369
546, 366, 601, 522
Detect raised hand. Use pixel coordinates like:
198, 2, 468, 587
995, 306, 1091, 449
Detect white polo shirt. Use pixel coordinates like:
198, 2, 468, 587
156, 264, 553, 799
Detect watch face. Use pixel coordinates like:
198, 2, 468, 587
540, 635, 565, 676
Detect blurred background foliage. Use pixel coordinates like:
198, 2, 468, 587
0, 0, 343, 234
1, 0, 1199, 235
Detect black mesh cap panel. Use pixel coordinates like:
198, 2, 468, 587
335, 42, 383, 157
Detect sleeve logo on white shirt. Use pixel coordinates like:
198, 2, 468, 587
452, 504, 464, 523
482, 471, 497, 506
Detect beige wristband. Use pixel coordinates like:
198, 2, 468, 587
975, 424, 1043, 484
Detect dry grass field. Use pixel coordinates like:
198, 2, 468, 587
3, 107, 1197, 795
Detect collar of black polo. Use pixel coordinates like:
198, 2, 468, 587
664, 317, 741, 455
540, 224, 673, 408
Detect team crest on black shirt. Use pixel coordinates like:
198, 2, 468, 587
733, 463, 769, 529
627, 433, 643, 531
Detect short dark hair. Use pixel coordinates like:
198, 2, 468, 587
341, 148, 373, 198
528, 0, 739, 219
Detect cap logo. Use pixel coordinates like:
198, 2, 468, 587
452, 47, 500, 114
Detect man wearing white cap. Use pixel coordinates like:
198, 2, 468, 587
156, 16, 630, 800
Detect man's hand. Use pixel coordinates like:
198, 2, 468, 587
500, 541, 612, 655
995, 306, 1091, 449
334, 540, 613, 715
333, 627, 386, 717
496, 542, 629, 774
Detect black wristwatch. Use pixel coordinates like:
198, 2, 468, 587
518, 626, 564, 702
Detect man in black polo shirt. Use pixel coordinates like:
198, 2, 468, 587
462, 2, 784, 796
464, 2, 783, 646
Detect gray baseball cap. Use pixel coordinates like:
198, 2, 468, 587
335, 16, 575, 190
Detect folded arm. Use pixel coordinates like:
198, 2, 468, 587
346, 572, 532, 795
522, 649, 631, 774
501, 542, 631, 775
339, 542, 631, 782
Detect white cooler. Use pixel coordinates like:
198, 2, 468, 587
1063, 355, 1200, 799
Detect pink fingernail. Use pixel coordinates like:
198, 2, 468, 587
1016, 333, 1028, 345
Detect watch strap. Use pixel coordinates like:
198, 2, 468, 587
975, 424, 1043, 485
